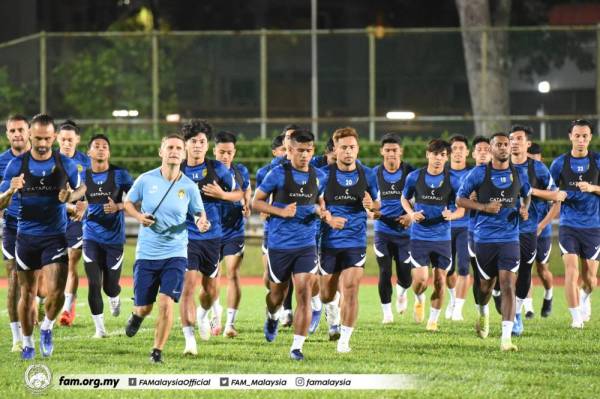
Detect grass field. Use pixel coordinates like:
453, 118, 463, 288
1, 283, 599, 398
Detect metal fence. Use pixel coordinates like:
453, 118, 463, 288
0, 26, 598, 141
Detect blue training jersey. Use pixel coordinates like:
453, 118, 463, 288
126, 168, 204, 260
449, 166, 471, 230
372, 163, 414, 237
221, 163, 251, 241
83, 166, 134, 245
457, 164, 531, 243
182, 159, 235, 241
402, 168, 456, 242
320, 164, 379, 249
0, 151, 81, 236
512, 159, 556, 234
550, 152, 600, 229
0, 149, 20, 229
258, 164, 326, 250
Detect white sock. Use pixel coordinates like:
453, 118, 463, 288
92, 314, 105, 333
40, 316, 55, 331
196, 306, 210, 323
10, 321, 22, 344
226, 308, 237, 327
212, 297, 221, 312
415, 293, 425, 304
397, 284, 407, 297
580, 289, 591, 306
448, 288, 456, 306
478, 304, 489, 316
333, 291, 341, 304
501, 321, 514, 340
182, 326, 195, 345
569, 307, 582, 323
23, 335, 34, 348
515, 297, 525, 315
291, 334, 306, 351
429, 307, 441, 323
523, 297, 534, 313
340, 325, 353, 344
492, 290, 501, 297
544, 288, 553, 300
311, 295, 323, 312
267, 306, 281, 320
454, 298, 465, 314
381, 303, 392, 315
63, 293, 74, 311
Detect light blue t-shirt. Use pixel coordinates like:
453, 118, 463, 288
126, 168, 204, 260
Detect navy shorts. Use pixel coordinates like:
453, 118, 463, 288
449, 227, 470, 276
559, 226, 600, 260
519, 232, 537, 267
320, 247, 367, 275
133, 257, 187, 305
66, 221, 83, 249
15, 233, 68, 271
267, 246, 318, 283
474, 241, 520, 280
82, 239, 124, 270
2, 225, 16, 261
187, 239, 221, 278
410, 239, 452, 270
220, 236, 245, 258
536, 235, 552, 264
373, 232, 410, 265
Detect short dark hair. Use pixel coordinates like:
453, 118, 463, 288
290, 129, 314, 144
182, 119, 213, 141
380, 133, 402, 147
472, 135, 490, 147
449, 134, 469, 147
528, 142, 541, 155
569, 119, 594, 134
30, 113, 55, 130
58, 119, 80, 135
509, 124, 534, 138
271, 134, 284, 150
325, 137, 335, 153
6, 114, 29, 127
490, 132, 509, 142
88, 133, 111, 148
427, 139, 451, 154
282, 124, 299, 135
214, 130, 237, 145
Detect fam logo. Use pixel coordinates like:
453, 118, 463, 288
77, 164, 84, 173
178, 189, 185, 199
24, 364, 52, 394
202, 168, 208, 177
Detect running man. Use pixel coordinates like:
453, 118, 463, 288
57, 120, 91, 326
549, 119, 600, 328
319, 127, 380, 353
372, 133, 414, 323
253, 129, 326, 360
81, 134, 133, 338
0, 113, 86, 360
124, 134, 208, 363
1, 114, 30, 352
214, 131, 252, 337
401, 139, 464, 332
456, 132, 531, 351
444, 135, 471, 321
179, 120, 241, 355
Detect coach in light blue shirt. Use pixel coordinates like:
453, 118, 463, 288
123, 134, 209, 364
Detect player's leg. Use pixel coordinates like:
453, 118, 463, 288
39, 261, 68, 357
513, 233, 536, 336
536, 237, 554, 317
3, 225, 21, 351
61, 222, 83, 326
410, 240, 430, 324
427, 242, 452, 331
559, 226, 584, 327
394, 236, 412, 315
223, 249, 243, 337
337, 265, 363, 353
198, 273, 218, 340
453, 228, 470, 321
308, 275, 322, 334
319, 248, 342, 340
580, 258, 598, 322
473, 242, 500, 340
263, 247, 293, 342
374, 233, 394, 323
126, 259, 160, 339
17, 269, 39, 359
83, 241, 106, 337
445, 230, 458, 319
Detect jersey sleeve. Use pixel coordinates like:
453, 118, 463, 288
62, 157, 82, 189
402, 170, 418, 200
549, 157, 563, 188
457, 167, 483, 198
0, 158, 21, 192
215, 162, 235, 191
188, 182, 204, 214
316, 168, 327, 195
517, 167, 532, 197
125, 174, 144, 203
365, 167, 380, 200
240, 164, 251, 191
257, 167, 282, 196
256, 166, 268, 187
535, 161, 556, 191
117, 168, 135, 199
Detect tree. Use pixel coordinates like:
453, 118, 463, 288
456, 0, 511, 136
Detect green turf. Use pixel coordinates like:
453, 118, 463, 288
0, 284, 598, 398
0, 237, 569, 279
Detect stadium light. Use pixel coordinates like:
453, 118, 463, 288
128, 110, 139, 117
166, 113, 181, 123
386, 111, 415, 120
112, 109, 139, 118
538, 81, 551, 94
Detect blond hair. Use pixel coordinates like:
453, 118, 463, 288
332, 127, 359, 143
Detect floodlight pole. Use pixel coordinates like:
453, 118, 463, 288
40, 31, 47, 114
260, 29, 267, 139
151, 31, 160, 138
311, 0, 318, 139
